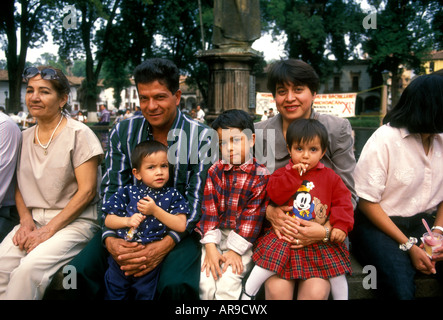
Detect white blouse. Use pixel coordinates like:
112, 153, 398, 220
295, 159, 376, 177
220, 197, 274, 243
17, 118, 104, 219
354, 124, 443, 217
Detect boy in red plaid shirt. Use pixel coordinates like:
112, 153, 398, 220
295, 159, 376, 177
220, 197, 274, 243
196, 109, 269, 300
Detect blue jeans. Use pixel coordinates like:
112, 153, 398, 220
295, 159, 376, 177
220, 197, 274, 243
350, 210, 436, 299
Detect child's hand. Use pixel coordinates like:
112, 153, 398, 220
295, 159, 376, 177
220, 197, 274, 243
202, 243, 226, 280
292, 163, 309, 176
330, 228, 346, 243
127, 213, 145, 228
222, 250, 244, 275
137, 196, 157, 216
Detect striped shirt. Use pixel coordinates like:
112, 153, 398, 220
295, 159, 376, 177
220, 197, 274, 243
196, 158, 270, 245
101, 108, 215, 243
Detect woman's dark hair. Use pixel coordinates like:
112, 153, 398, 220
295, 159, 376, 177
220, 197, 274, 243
131, 140, 169, 170
383, 74, 443, 133
133, 58, 180, 94
267, 59, 319, 96
211, 109, 255, 139
286, 118, 328, 152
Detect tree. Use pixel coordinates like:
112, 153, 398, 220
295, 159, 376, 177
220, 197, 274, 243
261, 0, 365, 81
53, 0, 121, 112
0, 0, 55, 113
155, 0, 214, 103
100, 0, 160, 110
363, 0, 438, 106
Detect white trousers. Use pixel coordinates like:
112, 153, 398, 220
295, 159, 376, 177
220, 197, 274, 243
0, 207, 99, 300
199, 229, 253, 300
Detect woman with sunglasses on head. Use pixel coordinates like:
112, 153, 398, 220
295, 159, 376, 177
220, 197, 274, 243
0, 66, 104, 299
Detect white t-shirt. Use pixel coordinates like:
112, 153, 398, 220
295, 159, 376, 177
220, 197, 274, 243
196, 109, 205, 122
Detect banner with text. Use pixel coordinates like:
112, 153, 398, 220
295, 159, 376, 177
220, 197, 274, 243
313, 93, 357, 117
256, 92, 276, 115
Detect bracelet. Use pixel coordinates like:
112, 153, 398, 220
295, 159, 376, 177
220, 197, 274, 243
431, 226, 443, 234
399, 237, 417, 251
323, 227, 330, 243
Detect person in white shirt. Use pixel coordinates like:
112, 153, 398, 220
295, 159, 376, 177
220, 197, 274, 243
0, 112, 21, 242
196, 104, 205, 123
350, 74, 443, 299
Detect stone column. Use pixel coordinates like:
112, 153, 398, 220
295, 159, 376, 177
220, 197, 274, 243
197, 47, 262, 122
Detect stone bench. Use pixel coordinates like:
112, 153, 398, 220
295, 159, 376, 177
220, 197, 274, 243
347, 254, 443, 299
44, 253, 443, 300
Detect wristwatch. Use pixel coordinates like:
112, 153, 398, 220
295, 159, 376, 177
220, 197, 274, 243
399, 237, 417, 251
323, 227, 330, 243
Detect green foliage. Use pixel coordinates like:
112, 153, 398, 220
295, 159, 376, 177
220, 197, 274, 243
348, 116, 380, 128
363, 0, 439, 106
261, 0, 365, 81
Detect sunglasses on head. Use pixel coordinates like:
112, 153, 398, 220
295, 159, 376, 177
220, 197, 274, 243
22, 67, 60, 81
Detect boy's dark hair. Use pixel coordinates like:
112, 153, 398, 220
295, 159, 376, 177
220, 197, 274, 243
131, 140, 169, 170
211, 109, 255, 139
267, 59, 319, 96
133, 58, 180, 94
286, 119, 328, 152
383, 74, 443, 133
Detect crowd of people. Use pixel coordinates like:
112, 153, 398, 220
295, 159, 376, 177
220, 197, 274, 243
0, 58, 442, 301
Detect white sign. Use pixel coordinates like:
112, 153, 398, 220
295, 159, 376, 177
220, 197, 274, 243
313, 93, 357, 117
255, 92, 276, 115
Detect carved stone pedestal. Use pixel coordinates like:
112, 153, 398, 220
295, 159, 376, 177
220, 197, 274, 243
197, 48, 262, 123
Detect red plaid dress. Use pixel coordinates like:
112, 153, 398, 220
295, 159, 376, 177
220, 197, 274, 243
252, 229, 351, 279
252, 161, 354, 280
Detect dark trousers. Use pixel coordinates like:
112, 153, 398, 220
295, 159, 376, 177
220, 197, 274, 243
105, 256, 161, 300
350, 209, 439, 299
58, 231, 201, 300
0, 206, 19, 243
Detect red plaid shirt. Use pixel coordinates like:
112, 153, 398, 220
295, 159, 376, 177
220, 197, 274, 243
197, 158, 269, 244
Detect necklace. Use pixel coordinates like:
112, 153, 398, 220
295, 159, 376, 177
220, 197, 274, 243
36, 114, 64, 155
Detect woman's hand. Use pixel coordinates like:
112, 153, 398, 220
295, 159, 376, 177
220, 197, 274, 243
409, 245, 436, 275
431, 244, 443, 261
289, 217, 328, 249
12, 218, 36, 250
266, 204, 295, 239
22, 226, 54, 253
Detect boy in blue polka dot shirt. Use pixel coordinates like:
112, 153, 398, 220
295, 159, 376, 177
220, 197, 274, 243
102, 140, 189, 299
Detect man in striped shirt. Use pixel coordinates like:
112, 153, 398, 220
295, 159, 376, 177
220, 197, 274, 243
67, 58, 214, 300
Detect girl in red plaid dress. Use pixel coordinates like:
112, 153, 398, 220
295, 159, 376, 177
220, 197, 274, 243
241, 119, 354, 300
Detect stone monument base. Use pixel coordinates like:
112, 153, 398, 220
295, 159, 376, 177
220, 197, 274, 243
197, 47, 262, 123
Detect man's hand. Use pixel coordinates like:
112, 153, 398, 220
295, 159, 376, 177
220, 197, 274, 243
105, 235, 175, 277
